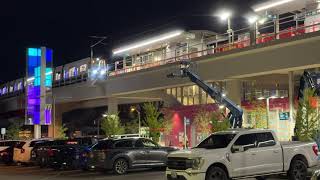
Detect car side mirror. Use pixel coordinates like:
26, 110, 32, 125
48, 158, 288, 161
232, 145, 245, 153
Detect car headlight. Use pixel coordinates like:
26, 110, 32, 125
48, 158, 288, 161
190, 157, 204, 170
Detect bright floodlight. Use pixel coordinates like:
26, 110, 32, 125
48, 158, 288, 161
253, 0, 295, 12
113, 30, 183, 55
218, 11, 232, 21
248, 15, 259, 24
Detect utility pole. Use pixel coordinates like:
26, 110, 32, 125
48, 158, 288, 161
89, 36, 108, 61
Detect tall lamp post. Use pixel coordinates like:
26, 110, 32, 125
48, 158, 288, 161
130, 107, 141, 137
218, 11, 233, 44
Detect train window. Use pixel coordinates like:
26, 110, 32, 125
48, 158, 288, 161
69, 67, 76, 77
80, 64, 87, 73
55, 73, 61, 81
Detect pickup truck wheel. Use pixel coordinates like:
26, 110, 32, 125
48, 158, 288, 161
288, 159, 307, 180
113, 158, 129, 175
206, 166, 229, 180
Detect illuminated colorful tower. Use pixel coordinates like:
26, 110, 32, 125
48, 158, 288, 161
25, 47, 53, 138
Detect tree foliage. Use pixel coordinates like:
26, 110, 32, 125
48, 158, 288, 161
6, 123, 21, 140
143, 103, 162, 142
125, 119, 139, 134
211, 111, 230, 133
295, 88, 320, 142
193, 110, 212, 134
56, 124, 68, 139
101, 113, 125, 137
161, 109, 173, 135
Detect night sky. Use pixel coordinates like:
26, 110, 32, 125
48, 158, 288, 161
0, 0, 264, 82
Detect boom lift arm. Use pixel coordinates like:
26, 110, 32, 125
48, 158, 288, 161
167, 61, 243, 128
298, 71, 320, 100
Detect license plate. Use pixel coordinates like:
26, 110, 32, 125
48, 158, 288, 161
171, 171, 177, 179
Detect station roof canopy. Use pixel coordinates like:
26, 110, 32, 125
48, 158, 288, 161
252, 0, 316, 15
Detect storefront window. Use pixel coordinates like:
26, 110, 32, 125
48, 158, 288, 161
194, 86, 200, 105
188, 86, 194, 105
171, 88, 176, 97
183, 87, 188, 105
166, 89, 171, 95
177, 87, 182, 103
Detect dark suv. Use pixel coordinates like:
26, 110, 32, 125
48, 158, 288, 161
83, 138, 177, 174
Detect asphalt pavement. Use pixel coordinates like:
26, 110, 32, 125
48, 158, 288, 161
0, 164, 289, 180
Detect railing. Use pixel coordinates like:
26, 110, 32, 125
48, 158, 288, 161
107, 8, 320, 77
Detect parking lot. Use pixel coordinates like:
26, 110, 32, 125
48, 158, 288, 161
0, 164, 291, 180
0, 164, 165, 180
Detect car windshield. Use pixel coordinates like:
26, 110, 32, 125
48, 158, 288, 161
196, 133, 237, 149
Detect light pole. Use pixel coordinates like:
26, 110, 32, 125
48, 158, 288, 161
130, 107, 141, 137
218, 11, 233, 44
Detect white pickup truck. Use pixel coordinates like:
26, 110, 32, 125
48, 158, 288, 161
166, 129, 319, 180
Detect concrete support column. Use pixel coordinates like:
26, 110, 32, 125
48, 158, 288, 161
34, 125, 41, 139
225, 80, 242, 105
289, 71, 295, 139
108, 97, 118, 114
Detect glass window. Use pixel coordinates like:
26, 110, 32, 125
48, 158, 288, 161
201, 89, 207, 104
139, 139, 158, 148
194, 86, 200, 105
166, 89, 171, 95
17, 82, 22, 90
9, 86, 14, 93
93, 140, 114, 150
80, 64, 87, 73
114, 140, 133, 148
233, 134, 256, 151
183, 87, 188, 105
188, 86, 194, 105
256, 133, 276, 147
125, 56, 133, 67
177, 87, 182, 103
197, 134, 236, 149
55, 73, 61, 81
69, 67, 76, 78
171, 88, 176, 97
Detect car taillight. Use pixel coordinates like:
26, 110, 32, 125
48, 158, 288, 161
48, 149, 54, 157
312, 144, 318, 156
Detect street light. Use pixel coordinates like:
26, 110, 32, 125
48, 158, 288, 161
217, 10, 233, 44
130, 107, 141, 137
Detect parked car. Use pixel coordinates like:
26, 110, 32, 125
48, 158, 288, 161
48, 137, 99, 170
83, 137, 178, 174
166, 129, 319, 180
13, 139, 50, 165
31, 139, 69, 168
0, 140, 21, 165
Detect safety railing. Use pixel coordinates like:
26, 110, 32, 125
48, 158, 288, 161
107, 9, 320, 77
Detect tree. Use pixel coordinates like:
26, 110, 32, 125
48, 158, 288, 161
6, 123, 21, 140
295, 88, 320, 141
193, 110, 212, 134
211, 111, 230, 133
161, 109, 173, 135
101, 113, 125, 137
56, 124, 68, 139
143, 103, 162, 142
125, 119, 139, 134
6, 118, 24, 140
